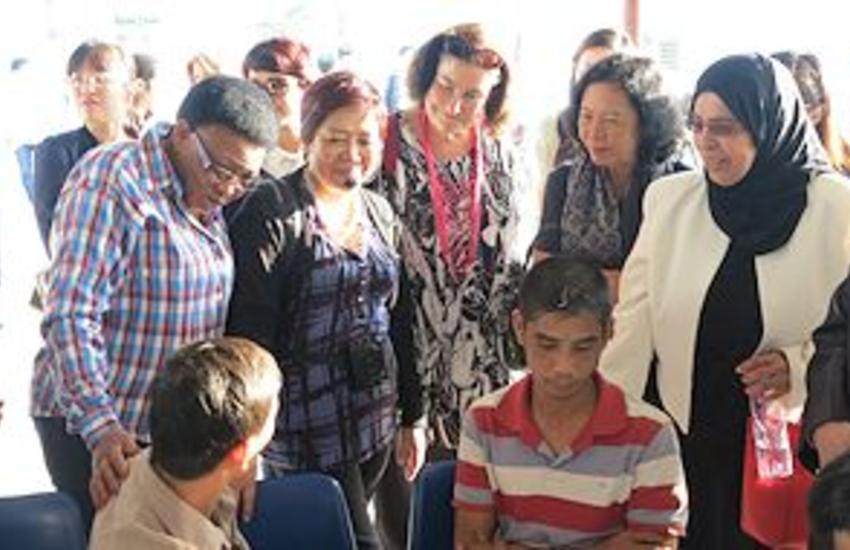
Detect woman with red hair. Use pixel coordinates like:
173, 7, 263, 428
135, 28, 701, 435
226, 71, 423, 550
243, 37, 313, 178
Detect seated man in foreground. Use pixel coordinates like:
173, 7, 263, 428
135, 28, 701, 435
89, 337, 281, 549
454, 258, 687, 549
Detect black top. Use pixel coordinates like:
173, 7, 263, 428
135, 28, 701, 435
692, 243, 763, 433
225, 168, 423, 430
33, 126, 99, 249
684, 243, 764, 547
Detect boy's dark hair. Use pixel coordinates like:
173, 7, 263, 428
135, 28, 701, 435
809, 450, 850, 547
150, 337, 281, 480
518, 258, 611, 323
177, 75, 279, 148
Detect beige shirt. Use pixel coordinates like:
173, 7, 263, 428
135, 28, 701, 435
89, 450, 249, 550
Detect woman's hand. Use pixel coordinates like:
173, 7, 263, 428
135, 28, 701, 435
396, 426, 427, 481
736, 351, 791, 401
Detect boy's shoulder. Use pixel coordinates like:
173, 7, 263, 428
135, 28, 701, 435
617, 386, 675, 429
462, 378, 530, 436
600, 376, 676, 441
467, 382, 517, 412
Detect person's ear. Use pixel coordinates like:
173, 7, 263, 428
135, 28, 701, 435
601, 318, 613, 342
224, 439, 250, 470
511, 308, 526, 348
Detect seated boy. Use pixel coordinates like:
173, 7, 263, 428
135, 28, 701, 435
454, 258, 687, 549
89, 337, 281, 549
809, 450, 850, 549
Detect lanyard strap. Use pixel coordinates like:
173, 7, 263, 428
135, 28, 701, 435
419, 109, 483, 277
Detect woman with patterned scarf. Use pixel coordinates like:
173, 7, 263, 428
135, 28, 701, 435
533, 54, 688, 299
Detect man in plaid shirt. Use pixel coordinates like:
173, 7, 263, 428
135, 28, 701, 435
30, 76, 278, 533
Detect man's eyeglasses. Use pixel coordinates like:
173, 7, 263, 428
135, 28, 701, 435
191, 132, 260, 190
687, 116, 745, 139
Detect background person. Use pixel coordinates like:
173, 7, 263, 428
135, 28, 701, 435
772, 50, 850, 176
32, 40, 134, 250
187, 53, 220, 86
242, 37, 313, 179
543, 27, 634, 172
126, 52, 156, 139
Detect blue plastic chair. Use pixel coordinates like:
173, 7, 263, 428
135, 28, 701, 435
0, 491, 86, 550
240, 473, 356, 550
409, 460, 456, 550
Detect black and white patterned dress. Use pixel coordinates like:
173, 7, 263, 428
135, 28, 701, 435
376, 111, 526, 448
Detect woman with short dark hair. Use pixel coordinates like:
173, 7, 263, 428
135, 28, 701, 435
33, 40, 134, 250
533, 54, 687, 298
226, 70, 423, 550
533, 28, 634, 189
373, 22, 525, 549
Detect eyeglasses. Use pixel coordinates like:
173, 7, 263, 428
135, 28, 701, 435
442, 35, 503, 70
191, 132, 260, 190
687, 116, 745, 139
250, 74, 309, 98
69, 71, 125, 90
255, 77, 290, 96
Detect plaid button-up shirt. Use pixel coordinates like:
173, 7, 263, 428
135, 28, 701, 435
31, 123, 233, 450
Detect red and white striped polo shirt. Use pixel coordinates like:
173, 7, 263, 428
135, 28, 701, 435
454, 373, 687, 547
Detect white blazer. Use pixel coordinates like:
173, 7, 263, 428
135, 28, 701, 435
600, 170, 850, 432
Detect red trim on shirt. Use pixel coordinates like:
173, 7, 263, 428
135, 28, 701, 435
490, 372, 634, 452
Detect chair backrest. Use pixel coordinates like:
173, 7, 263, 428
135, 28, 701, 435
409, 460, 456, 550
0, 491, 86, 550
240, 473, 356, 550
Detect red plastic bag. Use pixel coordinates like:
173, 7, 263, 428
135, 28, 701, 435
741, 418, 813, 547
